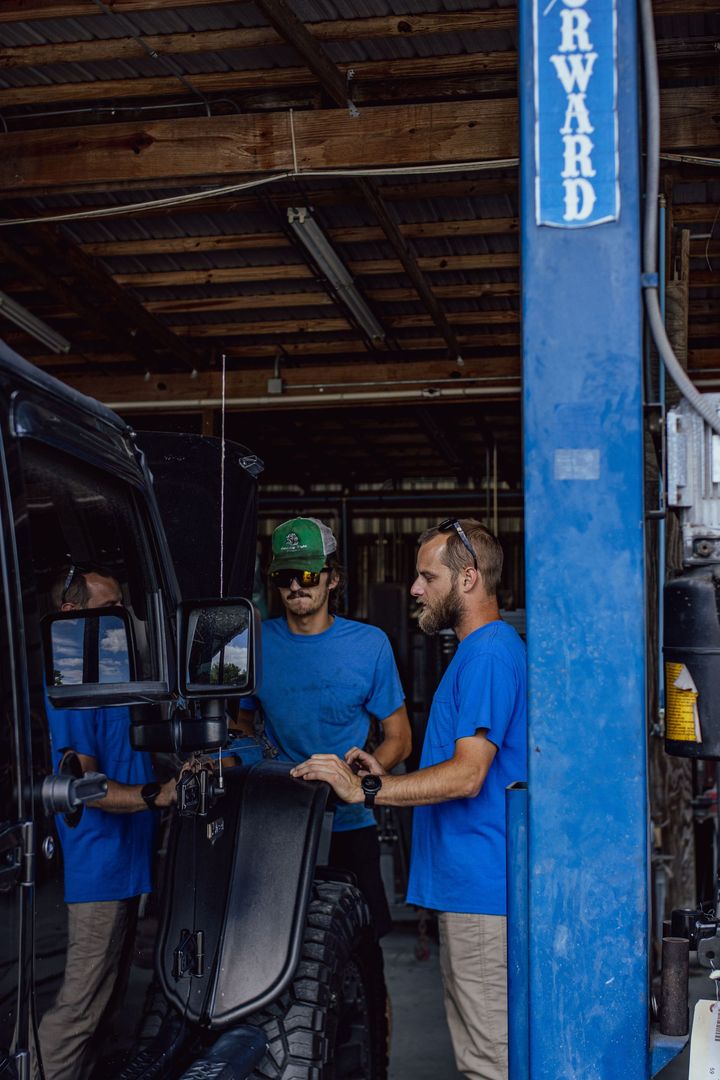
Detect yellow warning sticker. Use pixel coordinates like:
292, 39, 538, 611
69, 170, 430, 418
665, 661, 701, 742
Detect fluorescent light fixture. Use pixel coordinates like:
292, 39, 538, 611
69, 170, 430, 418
287, 207, 386, 343
0, 289, 71, 354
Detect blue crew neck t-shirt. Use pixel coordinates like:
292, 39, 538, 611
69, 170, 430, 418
48, 703, 156, 903
241, 616, 405, 832
406, 620, 527, 915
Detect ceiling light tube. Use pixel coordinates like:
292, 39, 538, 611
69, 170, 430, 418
0, 289, 71, 354
287, 207, 386, 343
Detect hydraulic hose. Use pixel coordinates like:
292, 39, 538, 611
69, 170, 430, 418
638, 0, 720, 436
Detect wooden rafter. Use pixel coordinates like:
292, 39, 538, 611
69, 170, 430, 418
255, 0, 493, 364
72, 218, 518, 258
0, 12, 516, 68
109, 253, 520, 289
0, 99, 518, 192
0, 51, 521, 110
0, 0, 714, 23
58, 354, 521, 408
0, 223, 200, 372
0, 89, 714, 194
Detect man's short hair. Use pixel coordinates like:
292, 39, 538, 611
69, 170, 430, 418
417, 519, 503, 597
51, 564, 116, 610
51, 565, 90, 609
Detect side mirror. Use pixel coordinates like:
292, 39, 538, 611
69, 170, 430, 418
178, 597, 261, 699
43, 608, 166, 708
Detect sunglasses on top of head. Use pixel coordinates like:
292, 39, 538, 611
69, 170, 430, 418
270, 567, 329, 589
62, 561, 93, 600
437, 518, 478, 570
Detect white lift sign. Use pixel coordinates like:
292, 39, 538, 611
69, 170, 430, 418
534, 0, 619, 227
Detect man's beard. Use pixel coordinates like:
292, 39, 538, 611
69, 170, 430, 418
417, 586, 464, 635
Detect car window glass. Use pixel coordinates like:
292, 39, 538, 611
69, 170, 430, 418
18, 441, 163, 685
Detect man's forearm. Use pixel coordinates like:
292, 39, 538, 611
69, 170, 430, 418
374, 735, 409, 773
89, 779, 148, 813
374, 759, 482, 806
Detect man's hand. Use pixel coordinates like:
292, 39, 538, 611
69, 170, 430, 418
344, 747, 387, 778
290, 754, 364, 804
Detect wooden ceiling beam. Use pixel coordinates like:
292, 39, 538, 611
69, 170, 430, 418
166, 311, 519, 338
75, 218, 519, 258
0, 46, 696, 108
142, 282, 521, 315
0, 6, 704, 71
0, 227, 191, 371
354, 177, 464, 362
57, 354, 521, 407
0, 0, 713, 24
0, 12, 518, 68
0, 88, 712, 194
111, 253, 520, 288
0, 176, 519, 214
674, 204, 720, 225
0, 99, 518, 192
0, 52, 519, 110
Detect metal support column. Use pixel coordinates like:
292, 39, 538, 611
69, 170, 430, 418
518, 0, 649, 1076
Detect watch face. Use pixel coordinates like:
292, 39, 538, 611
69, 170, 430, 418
361, 775, 382, 794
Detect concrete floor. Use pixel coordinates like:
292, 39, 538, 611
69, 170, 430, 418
382, 924, 462, 1080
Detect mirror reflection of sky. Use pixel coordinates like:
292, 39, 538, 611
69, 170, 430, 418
52, 618, 130, 684
212, 638, 248, 674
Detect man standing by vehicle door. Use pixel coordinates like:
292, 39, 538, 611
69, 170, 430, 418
234, 517, 411, 938
291, 520, 527, 1080
38, 565, 177, 1080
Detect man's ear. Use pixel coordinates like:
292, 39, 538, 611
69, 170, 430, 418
462, 567, 480, 593
60, 601, 77, 612
327, 570, 339, 592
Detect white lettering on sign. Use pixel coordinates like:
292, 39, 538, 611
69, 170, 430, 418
549, 0, 600, 222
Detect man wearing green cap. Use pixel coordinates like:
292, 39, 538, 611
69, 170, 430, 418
235, 516, 411, 937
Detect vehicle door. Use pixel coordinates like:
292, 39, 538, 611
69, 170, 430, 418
7, 407, 176, 1077
0, 423, 34, 1080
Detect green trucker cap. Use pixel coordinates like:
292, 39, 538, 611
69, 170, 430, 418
269, 517, 337, 574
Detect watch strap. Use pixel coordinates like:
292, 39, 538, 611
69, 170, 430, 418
141, 782, 161, 810
361, 776, 382, 809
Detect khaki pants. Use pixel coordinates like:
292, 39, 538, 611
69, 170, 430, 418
37, 898, 136, 1080
438, 911, 508, 1080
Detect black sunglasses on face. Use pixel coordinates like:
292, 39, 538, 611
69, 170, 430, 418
437, 518, 478, 570
270, 568, 329, 589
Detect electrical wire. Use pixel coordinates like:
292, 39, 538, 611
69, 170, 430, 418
90, 0, 212, 118
639, 0, 720, 436
0, 158, 519, 228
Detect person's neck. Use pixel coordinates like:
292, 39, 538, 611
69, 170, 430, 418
285, 607, 335, 636
454, 597, 501, 642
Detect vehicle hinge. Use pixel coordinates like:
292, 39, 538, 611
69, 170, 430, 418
173, 929, 204, 980
0, 821, 34, 889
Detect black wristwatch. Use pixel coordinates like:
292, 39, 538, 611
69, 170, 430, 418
141, 781, 162, 810
361, 774, 382, 809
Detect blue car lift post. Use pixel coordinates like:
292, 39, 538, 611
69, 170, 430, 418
510, 0, 688, 1075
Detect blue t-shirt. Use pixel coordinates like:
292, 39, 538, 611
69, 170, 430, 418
406, 621, 527, 915
241, 616, 405, 832
48, 703, 156, 903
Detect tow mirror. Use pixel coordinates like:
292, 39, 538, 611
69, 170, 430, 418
43, 607, 165, 709
178, 597, 261, 699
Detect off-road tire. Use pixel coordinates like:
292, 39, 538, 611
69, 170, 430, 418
247, 880, 388, 1080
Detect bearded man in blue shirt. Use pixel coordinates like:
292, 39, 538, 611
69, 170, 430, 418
292, 519, 528, 1080
235, 517, 411, 939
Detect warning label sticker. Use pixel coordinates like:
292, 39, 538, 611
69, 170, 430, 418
665, 661, 701, 743
689, 999, 720, 1078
